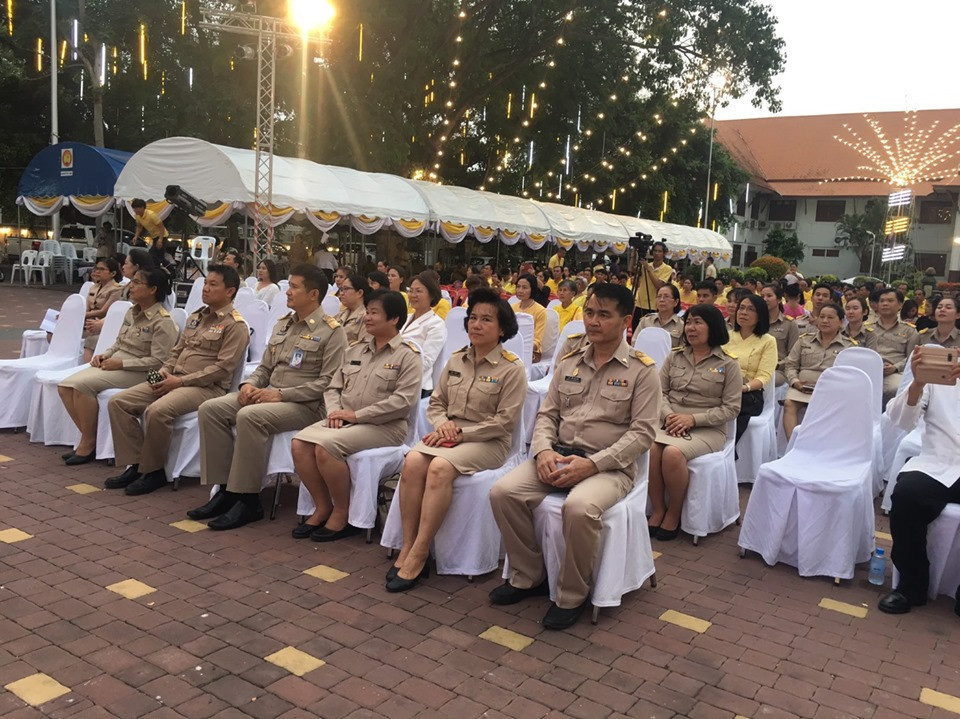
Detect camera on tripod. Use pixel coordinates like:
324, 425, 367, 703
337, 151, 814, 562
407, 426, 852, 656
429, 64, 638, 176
629, 231, 654, 258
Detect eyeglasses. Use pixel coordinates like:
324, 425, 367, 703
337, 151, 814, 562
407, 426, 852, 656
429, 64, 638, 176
129, 279, 147, 286
340, 286, 355, 292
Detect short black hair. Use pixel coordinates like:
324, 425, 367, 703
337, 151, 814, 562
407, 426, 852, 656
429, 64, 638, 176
464, 275, 483, 291
464, 287, 518, 341
812, 283, 833, 299
343, 272, 370, 304
820, 301, 845, 322
784, 283, 802, 300
131, 198, 146, 209
516, 273, 538, 293
900, 299, 918, 320
138, 268, 171, 301
696, 280, 718, 296
367, 289, 408, 331
590, 282, 635, 317
367, 270, 389, 289
652, 241, 667, 254
877, 287, 903, 303
389, 265, 407, 281
932, 294, 957, 313
684, 303, 729, 347
96, 257, 122, 282
733, 294, 770, 337
289, 264, 328, 297
411, 271, 442, 307
258, 258, 280, 284
127, 248, 154, 271
762, 282, 783, 300
207, 264, 241, 297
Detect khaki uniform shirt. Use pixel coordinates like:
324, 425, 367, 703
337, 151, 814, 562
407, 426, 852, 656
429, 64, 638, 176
163, 303, 249, 390
843, 324, 875, 348
428, 344, 527, 443
637, 312, 684, 347
100, 303, 178, 371
337, 305, 369, 345
785, 331, 857, 386
88, 281, 123, 314
245, 308, 346, 406
532, 341, 661, 476
872, 318, 919, 372
327, 334, 422, 423
660, 346, 743, 428
918, 326, 960, 348
769, 312, 800, 382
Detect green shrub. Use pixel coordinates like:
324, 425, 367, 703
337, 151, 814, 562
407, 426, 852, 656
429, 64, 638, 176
749, 255, 789, 280
744, 267, 768, 283
819, 274, 839, 285
717, 267, 744, 284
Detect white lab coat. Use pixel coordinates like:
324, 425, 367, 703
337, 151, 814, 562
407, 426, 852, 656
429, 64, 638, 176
401, 310, 447, 392
886, 380, 960, 488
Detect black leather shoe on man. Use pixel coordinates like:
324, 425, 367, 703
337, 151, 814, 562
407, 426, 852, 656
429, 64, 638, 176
488, 579, 549, 606
878, 590, 926, 614
542, 600, 589, 630
187, 487, 233, 520
208, 498, 264, 531
104, 464, 139, 489
124, 469, 167, 496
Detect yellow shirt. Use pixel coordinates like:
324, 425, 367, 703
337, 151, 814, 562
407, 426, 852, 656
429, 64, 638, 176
513, 301, 546, 355
723, 331, 778, 387
433, 297, 451, 320
803, 289, 813, 306
679, 289, 698, 305
572, 294, 586, 308
633, 261, 674, 310
548, 253, 565, 269
553, 302, 583, 332
546, 278, 560, 296
136, 209, 166, 239
501, 281, 516, 294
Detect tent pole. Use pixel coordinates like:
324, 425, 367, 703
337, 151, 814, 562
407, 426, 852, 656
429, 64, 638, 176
50, 0, 60, 242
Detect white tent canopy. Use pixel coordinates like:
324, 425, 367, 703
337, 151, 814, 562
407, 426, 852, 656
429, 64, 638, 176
113, 136, 732, 259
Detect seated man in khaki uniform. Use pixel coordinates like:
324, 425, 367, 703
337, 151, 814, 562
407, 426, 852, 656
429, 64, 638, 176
188, 265, 347, 530
106, 265, 249, 495
489, 283, 662, 630
872, 287, 919, 408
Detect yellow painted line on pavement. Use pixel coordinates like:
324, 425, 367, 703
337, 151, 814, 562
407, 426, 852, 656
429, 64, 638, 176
660, 609, 711, 633
479, 625, 534, 651
265, 647, 325, 676
819, 597, 868, 618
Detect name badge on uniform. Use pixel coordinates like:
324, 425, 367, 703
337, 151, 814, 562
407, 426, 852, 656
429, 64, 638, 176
708, 367, 724, 374
384, 363, 400, 370
290, 348, 304, 369
607, 379, 628, 387
139, 327, 151, 334
349, 359, 362, 366
478, 376, 499, 384
448, 370, 461, 377
564, 376, 582, 383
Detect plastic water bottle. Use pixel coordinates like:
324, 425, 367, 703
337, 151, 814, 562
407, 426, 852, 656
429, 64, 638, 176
868, 548, 886, 586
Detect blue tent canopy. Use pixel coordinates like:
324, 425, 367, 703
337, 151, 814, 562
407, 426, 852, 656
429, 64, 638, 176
17, 142, 132, 198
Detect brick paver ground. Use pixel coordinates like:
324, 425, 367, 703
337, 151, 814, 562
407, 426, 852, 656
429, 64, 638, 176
1, 283, 959, 719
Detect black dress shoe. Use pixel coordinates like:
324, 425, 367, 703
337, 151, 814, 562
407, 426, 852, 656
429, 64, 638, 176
61, 450, 76, 460
655, 525, 680, 541
124, 469, 167, 496
385, 564, 430, 593
292, 521, 323, 539
310, 523, 362, 543
207, 500, 264, 531
65, 451, 96, 466
187, 488, 233, 520
878, 590, 912, 614
386, 565, 400, 582
104, 464, 140, 489
648, 523, 661, 538
543, 600, 588, 630
489, 579, 550, 606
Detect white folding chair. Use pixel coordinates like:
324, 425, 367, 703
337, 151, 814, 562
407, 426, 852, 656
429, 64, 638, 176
27, 301, 131, 446
738, 366, 876, 580
381, 414, 527, 577
28, 251, 54, 285
0, 294, 86, 428
321, 295, 341, 317
184, 278, 205, 316
681, 419, 740, 545
190, 237, 217, 274
11, 250, 38, 285
82, 247, 99, 262
502, 453, 656, 624
633, 327, 672, 368
60, 243, 79, 282
735, 378, 777, 484
892, 505, 960, 600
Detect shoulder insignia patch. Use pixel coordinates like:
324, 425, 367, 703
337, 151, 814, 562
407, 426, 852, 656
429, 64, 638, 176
785, 315, 794, 321
865, 326, 874, 332
799, 332, 813, 338
501, 349, 520, 363
158, 307, 171, 317
631, 350, 655, 366
324, 316, 341, 329
721, 348, 738, 359
567, 332, 585, 339
672, 345, 684, 351
230, 309, 245, 322
404, 340, 421, 354
454, 345, 469, 354
348, 339, 364, 346
850, 338, 859, 346
919, 327, 930, 335
560, 346, 587, 361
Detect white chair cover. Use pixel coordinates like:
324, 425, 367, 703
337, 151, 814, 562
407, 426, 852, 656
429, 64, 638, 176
738, 366, 876, 579
546, 299, 561, 310
79, 280, 95, 298
238, 299, 270, 377
892, 504, 960, 600
0, 294, 86, 428
507, 296, 520, 306
94, 388, 123, 460
529, 311, 561, 381
834, 347, 884, 495
171, 308, 188, 336
735, 378, 777, 484
244, 276, 257, 289
879, 357, 917, 483
27, 301, 131, 446
880, 427, 922, 513
277, 279, 289, 294
20, 330, 50, 359
502, 454, 655, 609
381, 414, 527, 576
184, 278, 206, 316
321, 295, 341, 317
774, 382, 789, 457
515, 313, 535, 367
521, 320, 587, 447
234, 287, 256, 307
681, 419, 740, 542
633, 327, 672, 368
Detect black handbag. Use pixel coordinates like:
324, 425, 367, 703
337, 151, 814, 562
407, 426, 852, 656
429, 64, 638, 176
739, 388, 764, 417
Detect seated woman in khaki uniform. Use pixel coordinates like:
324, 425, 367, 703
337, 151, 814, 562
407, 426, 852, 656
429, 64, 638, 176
82, 258, 124, 363
637, 284, 684, 347
58, 268, 178, 465
647, 304, 742, 541
291, 290, 422, 541
782, 303, 855, 439
917, 295, 959, 348
335, 272, 370, 345
387, 287, 527, 592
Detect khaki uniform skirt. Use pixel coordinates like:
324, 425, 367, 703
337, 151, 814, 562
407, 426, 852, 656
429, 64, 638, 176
654, 404, 728, 461
409, 432, 512, 475
294, 419, 407, 462
58, 367, 147, 397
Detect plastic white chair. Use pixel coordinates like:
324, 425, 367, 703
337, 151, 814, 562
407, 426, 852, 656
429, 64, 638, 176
10, 250, 38, 285
633, 327, 672, 368
238, 299, 270, 377
119, 242, 131, 256
56, 243, 78, 283
184, 278, 205, 316
28, 251, 54, 285
530, 311, 561, 380
321, 295, 341, 317
514, 312, 535, 367
82, 247, 99, 262
892, 504, 960, 600
834, 347, 884, 495
190, 237, 217, 275
735, 378, 777, 484
680, 419, 740, 545
27, 301, 132, 446
502, 453, 656, 623
381, 413, 527, 577
546, 299, 561, 310
738, 366, 876, 580
41, 239, 62, 255
441, 289, 451, 304
0, 295, 86, 428
278, 279, 289, 294
244, 276, 257, 289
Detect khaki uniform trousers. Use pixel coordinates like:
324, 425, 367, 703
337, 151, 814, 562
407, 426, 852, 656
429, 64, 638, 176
490, 459, 634, 608
59, 367, 145, 396
108, 382, 224, 473
199, 395, 320, 493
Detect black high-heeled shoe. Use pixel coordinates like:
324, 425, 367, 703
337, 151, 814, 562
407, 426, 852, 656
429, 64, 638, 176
385, 565, 401, 582
385, 564, 430, 593
65, 451, 96, 466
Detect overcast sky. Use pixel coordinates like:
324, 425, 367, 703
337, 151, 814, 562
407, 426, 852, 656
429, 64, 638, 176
716, 0, 960, 120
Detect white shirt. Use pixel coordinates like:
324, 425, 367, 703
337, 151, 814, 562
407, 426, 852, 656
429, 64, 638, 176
401, 310, 447, 392
256, 283, 281, 305
312, 249, 339, 271
886, 381, 960, 488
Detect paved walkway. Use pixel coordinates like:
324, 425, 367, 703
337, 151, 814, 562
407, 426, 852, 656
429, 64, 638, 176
1, 284, 959, 719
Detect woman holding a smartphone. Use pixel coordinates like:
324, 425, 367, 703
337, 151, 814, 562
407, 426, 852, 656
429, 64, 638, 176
386, 287, 527, 592
782, 302, 856, 439
918, 296, 959, 348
